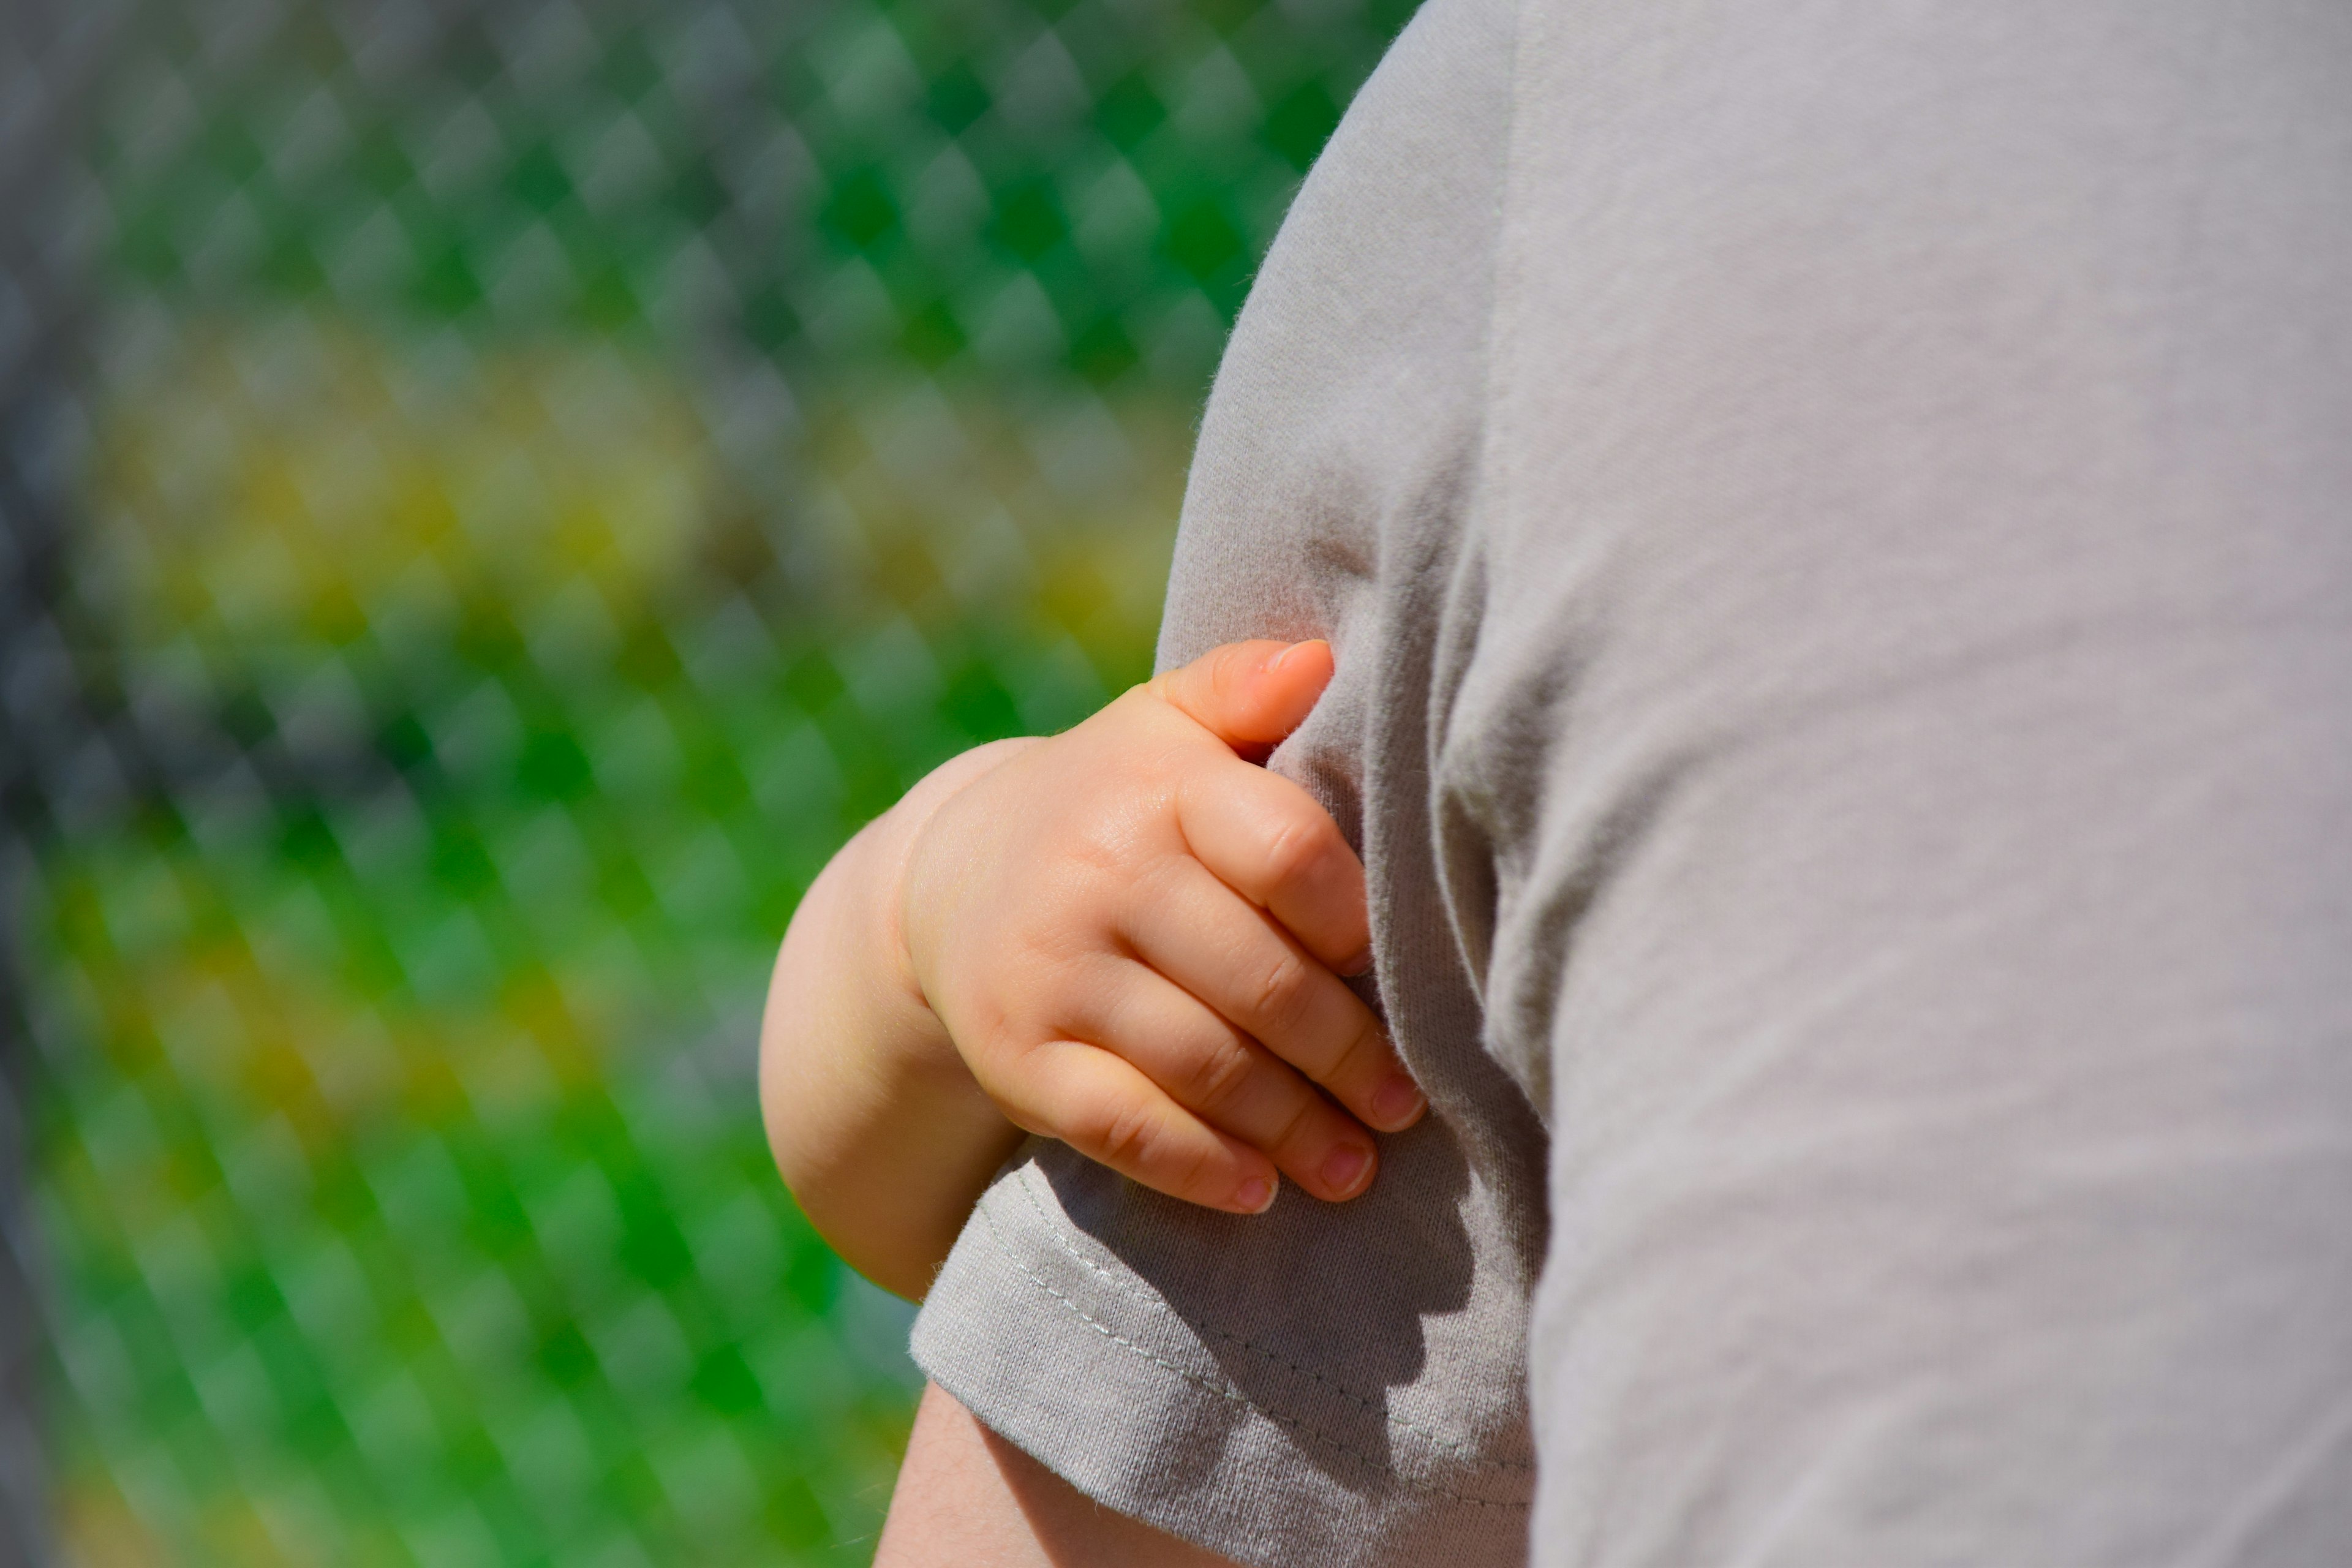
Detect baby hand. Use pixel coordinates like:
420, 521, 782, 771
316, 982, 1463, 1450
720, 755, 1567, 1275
899, 639, 1425, 1215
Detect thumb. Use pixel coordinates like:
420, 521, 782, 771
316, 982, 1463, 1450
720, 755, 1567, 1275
1148, 639, 1335, 751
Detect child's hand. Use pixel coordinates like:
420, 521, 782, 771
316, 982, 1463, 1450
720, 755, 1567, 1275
899, 639, 1425, 1215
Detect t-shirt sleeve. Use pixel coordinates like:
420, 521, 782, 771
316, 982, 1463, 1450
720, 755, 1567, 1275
908, 2, 1544, 1564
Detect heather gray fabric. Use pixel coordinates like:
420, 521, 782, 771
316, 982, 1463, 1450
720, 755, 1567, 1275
914, 0, 2352, 1564
915, 3, 1541, 1562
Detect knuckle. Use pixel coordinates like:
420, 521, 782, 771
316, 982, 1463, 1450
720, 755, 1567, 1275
1090, 1096, 1161, 1172
1257, 811, 1329, 889
974, 1036, 1055, 1116
1318, 1013, 1383, 1086
1248, 950, 1314, 1031
1212, 649, 1248, 704
1179, 1039, 1258, 1115
963, 1020, 1029, 1083
1169, 1140, 1221, 1202
1090, 1094, 1222, 1202
1265, 1095, 1321, 1161
1066, 815, 1133, 879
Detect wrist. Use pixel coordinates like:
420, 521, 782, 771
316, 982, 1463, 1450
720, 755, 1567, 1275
879, 736, 1042, 1028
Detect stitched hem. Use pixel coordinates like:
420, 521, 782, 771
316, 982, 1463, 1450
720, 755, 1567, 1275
1000, 1167, 1534, 1476
970, 1193, 1532, 1510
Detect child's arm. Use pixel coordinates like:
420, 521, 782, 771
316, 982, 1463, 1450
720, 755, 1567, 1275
756, 734, 1038, 1302
760, 640, 1427, 1301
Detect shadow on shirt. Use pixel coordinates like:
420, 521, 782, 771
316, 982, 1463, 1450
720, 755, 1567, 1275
1036, 1110, 1498, 1499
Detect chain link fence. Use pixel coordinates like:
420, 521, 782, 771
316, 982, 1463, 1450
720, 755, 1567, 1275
0, 0, 1411, 1560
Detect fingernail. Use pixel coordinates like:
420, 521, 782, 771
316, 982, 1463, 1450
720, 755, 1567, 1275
1235, 1176, 1276, 1213
1341, 946, 1374, 978
1320, 1145, 1372, 1196
1372, 1076, 1426, 1129
1267, 638, 1330, 675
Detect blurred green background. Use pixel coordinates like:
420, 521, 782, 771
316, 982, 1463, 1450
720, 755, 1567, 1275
0, 0, 1413, 1562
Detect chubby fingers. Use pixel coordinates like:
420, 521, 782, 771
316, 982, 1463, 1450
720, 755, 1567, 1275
970, 952, 1393, 1209
1175, 759, 1371, 975
1083, 967, 1383, 1202
1149, 639, 1335, 753
1145, 636, 1371, 972
986, 1039, 1281, 1214
1127, 861, 1425, 1136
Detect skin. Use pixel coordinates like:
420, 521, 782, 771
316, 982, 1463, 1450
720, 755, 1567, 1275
758, 638, 1428, 1301
873, 1382, 1240, 1568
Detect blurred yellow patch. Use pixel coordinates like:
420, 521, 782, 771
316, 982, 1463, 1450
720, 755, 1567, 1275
44, 839, 622, 1151
797, 383, 1188, 675
88, 315, 726, 644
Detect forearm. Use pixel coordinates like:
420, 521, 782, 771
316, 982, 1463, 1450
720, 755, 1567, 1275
759, 740, 1036, 1300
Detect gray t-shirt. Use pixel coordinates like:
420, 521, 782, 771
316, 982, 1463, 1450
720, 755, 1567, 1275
913, 0, 2352, 1564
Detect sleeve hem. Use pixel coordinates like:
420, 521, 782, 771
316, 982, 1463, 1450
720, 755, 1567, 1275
910, 1164, 1532, 1568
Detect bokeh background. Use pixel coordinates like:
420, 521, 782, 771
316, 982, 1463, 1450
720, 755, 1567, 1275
0, 0, 1414, 1561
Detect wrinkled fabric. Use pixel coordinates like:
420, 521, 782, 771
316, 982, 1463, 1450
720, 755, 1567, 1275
914, 0, 2352, 1562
